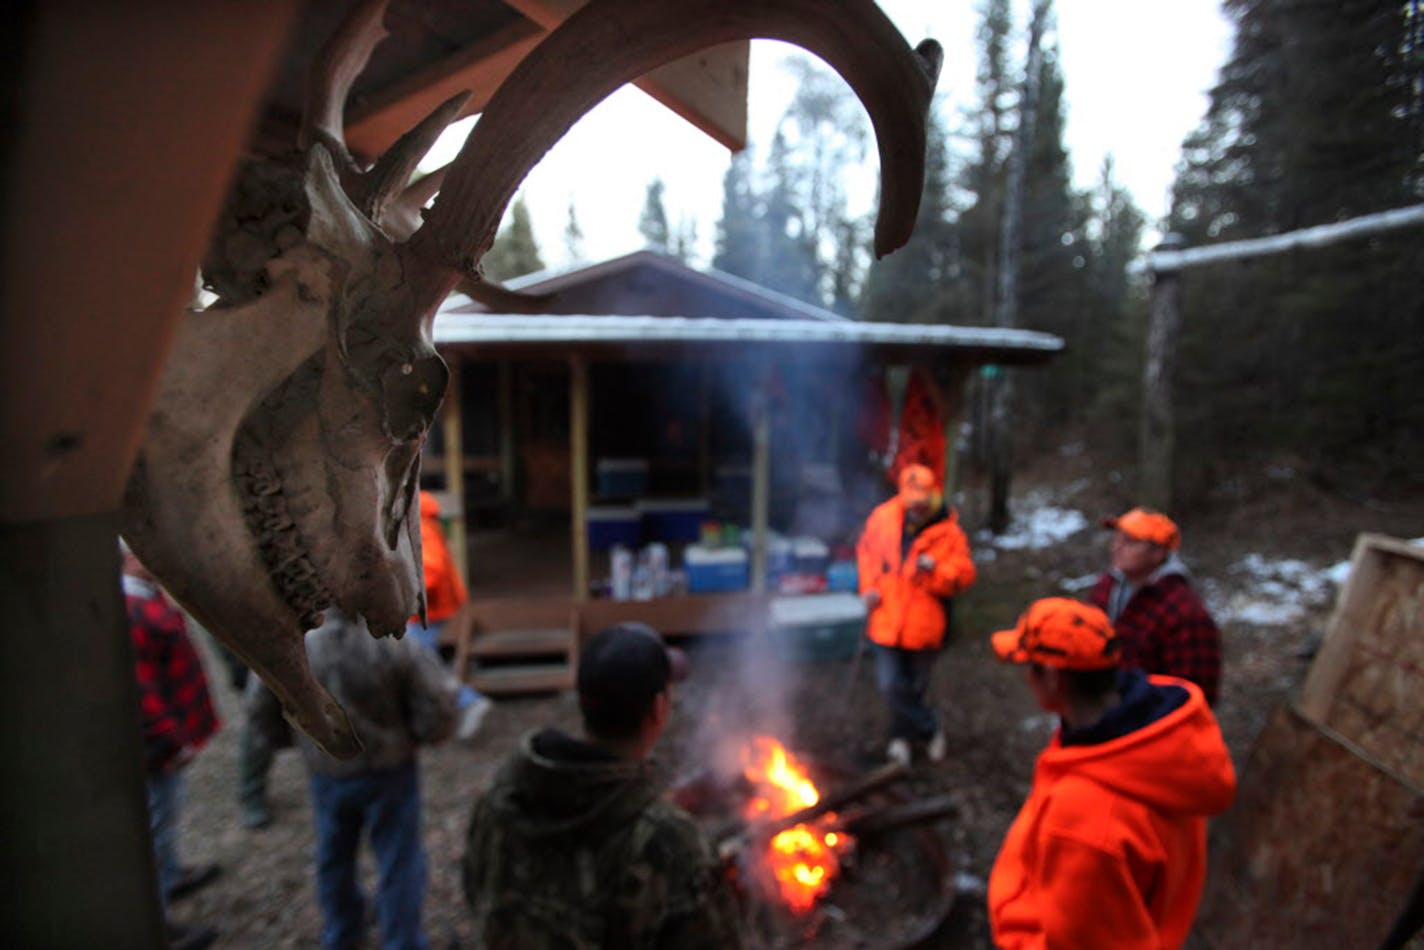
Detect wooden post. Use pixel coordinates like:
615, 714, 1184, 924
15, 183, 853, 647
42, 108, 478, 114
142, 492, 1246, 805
1140, 233, 1186, 511
441, 356, 469, 584
698, 360, 711, 497
0, 516, 167, 946
569, 354, 590, 600
749, 380, 770, 595
498, 360, 516, 505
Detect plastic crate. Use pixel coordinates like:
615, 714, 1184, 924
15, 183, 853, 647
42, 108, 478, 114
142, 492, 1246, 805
596, 458, 648, 497
826, 560, 859, 592
587, 506, 640, 550
636, 498, 709, 543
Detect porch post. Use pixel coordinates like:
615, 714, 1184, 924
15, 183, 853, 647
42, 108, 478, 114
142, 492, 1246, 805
440, 355, 469, 583
569, 354, 590, 600
749, 378, 770, 595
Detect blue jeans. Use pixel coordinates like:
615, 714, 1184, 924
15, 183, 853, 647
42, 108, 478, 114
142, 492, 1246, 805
405, 618, 484, 710
309, 762, 429, 950
874, 645, 940, 741
146, 769, 184, 915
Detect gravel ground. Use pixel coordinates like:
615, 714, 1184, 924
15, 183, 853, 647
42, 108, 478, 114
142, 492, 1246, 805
165, 459, 1422, 948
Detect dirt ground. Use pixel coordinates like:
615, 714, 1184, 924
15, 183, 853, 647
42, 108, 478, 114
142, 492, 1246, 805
167, 448, 1424, 948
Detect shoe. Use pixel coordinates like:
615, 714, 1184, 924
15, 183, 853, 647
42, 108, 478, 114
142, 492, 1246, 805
240, 802, 272, 830
167, 863, 221, 901
167, 921, 219, 950
886, 738, 911, 766
457, 695, 492, 741
927, 730, 947, 763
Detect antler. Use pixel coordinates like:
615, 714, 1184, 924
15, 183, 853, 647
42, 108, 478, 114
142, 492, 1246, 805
407, 0, 942, 307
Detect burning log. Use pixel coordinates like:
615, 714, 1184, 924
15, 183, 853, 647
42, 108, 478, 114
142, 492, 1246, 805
838, 793, 961, 838
715, 760, 909, 859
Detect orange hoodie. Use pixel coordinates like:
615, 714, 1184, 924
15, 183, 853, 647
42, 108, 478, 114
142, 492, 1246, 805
988, 675, 1236, 949
412, 492, 467, 625
856, 498, 976, 650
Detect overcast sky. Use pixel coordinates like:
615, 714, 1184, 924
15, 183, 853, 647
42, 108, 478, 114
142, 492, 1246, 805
422, 1, 1233, 270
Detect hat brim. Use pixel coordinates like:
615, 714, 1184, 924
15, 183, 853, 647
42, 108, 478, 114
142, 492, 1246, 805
990, 628, 1026, 663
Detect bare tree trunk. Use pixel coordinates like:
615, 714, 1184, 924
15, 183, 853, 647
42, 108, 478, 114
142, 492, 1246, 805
1140, 234, 1187, 509
987, 0, 1049, 534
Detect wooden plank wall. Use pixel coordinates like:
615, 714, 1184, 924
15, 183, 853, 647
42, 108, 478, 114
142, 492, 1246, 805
1191, 706, 1424, 949
1192, 534, 1424, 948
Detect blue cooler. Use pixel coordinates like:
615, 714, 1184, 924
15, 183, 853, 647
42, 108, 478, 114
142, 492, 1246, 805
636, 498, 709, 543
826, 560, 859, 592
596, 458, 648, 497
768, 592, 867, 661
684, 544, 749, 593
587, 506, 640, 550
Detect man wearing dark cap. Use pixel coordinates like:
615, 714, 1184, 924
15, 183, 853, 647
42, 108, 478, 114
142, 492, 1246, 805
461, 623, 741, 949
986, 598, 1236, 949
1089, 507, 1222, 703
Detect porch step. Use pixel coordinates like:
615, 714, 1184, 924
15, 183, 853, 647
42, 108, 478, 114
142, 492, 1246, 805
468, 628, 575, 659
469, 661, 573, 695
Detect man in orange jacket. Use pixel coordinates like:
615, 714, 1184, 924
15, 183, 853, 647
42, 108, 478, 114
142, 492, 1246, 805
407, 491, 490, 740
856, 464, 976, 765
987, 598, 1237, 949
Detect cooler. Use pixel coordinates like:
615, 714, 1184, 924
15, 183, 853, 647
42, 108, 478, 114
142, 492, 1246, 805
596, 458, 648, 497
768, 592, 867, 661
684, 544, 749, 593
826, 560, 859, 592
587, 506, 640, 550
636, 498, 709, 543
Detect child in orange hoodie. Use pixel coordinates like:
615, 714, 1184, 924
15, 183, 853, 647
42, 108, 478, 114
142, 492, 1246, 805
987, 598, 1236, 948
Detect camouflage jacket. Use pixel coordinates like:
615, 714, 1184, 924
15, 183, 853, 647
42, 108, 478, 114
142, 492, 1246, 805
462, 728, 742, 949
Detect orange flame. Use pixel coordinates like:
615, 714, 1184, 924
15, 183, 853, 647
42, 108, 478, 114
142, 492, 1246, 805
740, 736, 849, 914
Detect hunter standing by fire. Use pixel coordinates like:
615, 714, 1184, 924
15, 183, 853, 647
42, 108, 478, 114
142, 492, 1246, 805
987, 598, 1236, 948
857, 463, 976, 765
461, 623, 741, 948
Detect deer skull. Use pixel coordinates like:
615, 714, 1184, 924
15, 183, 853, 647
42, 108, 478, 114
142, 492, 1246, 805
122, 0, 942, 758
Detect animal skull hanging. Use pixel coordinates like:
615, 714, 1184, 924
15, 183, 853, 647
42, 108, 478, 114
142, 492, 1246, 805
121, 0, 942, 757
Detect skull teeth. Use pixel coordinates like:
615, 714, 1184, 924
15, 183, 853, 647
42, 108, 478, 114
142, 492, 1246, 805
234, 442, 334, 630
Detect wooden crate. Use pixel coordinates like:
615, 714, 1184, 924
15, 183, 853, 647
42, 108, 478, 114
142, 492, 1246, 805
1191, 706, 1424, 949
1297, 533, 1424, 788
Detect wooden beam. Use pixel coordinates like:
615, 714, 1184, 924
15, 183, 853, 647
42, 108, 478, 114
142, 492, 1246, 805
498, 360, 516, 504
569, 354, 590, 600
344, 17, 545, 161
503, 0, 748, 151
440, 355, 469, 585
0, 0, 299, 523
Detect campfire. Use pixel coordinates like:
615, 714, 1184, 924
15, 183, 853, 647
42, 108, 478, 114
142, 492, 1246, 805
738, 736, 851, 913
678, 734, 961, 947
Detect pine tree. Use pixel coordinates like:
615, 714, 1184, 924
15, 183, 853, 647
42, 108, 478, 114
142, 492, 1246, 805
563, 199, 584, 262
638, 178, 671, 251
713, 149, 764, 280
481, 194, 544, 281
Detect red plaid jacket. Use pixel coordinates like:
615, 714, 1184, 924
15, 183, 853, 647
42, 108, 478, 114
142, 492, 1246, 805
1088, 571, 1221, 704
125, 578, 219, 773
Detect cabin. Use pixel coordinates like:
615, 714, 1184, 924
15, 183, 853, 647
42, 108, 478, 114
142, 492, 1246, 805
423, 250, 1063, 692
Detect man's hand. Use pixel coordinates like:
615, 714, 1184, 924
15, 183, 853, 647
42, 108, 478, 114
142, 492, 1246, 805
862, 589, 882, 610
916, 554, 936, 573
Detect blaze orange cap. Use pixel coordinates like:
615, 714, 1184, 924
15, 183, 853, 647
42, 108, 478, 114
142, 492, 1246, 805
1103, 507, 1180, 550
898, 464, 940, 508
991, 598, 1119, 671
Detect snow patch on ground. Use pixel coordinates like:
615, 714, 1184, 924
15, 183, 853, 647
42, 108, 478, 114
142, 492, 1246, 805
977, 506, 1089, 552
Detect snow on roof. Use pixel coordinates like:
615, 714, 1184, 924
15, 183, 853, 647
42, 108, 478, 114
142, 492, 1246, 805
433, 313, 1064, 355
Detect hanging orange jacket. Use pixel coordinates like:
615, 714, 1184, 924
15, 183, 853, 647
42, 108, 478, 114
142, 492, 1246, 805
856, 497, 975, 650
988, 675, 1237, 949
889, 367, 947, 489
413, 492, 467, 624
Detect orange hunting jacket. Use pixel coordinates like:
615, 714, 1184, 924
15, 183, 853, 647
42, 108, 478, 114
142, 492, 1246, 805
416, 492, 467, 624
856, 498, 975, 650
988, 676, 1237, 949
